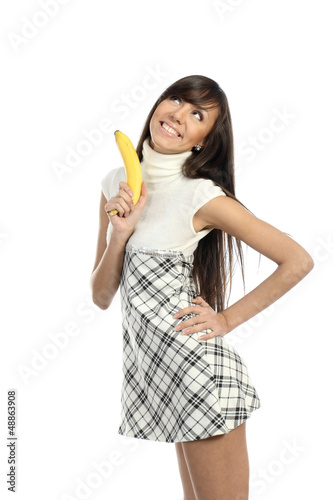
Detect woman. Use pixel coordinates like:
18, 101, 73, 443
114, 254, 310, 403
90, 75, 314, 500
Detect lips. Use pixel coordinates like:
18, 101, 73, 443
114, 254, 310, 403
160, 121, 182, 137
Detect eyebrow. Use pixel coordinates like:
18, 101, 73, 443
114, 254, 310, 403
191, 104, 209, 116
193, 103, 207, 111
193, 103, 216, 116
199, 107, 212, 119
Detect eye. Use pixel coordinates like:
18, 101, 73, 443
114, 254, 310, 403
193, 110, 203, 121
170, 95, 181, 104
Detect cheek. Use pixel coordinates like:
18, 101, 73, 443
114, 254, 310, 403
188, 126, 204, 143
154, 102, 168, 117
150, 113, 161, 132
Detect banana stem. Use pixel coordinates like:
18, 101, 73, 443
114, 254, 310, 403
108, 209, 118, 216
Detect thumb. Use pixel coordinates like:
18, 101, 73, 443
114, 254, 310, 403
141, 181, 148, 196
192, 296, 206, 305
137, 181, 148, 204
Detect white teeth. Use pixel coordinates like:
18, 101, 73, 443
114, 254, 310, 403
162, 122, 179, 136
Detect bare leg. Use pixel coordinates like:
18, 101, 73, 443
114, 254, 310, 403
181, 422, 249, 500
175, 441, 197, 500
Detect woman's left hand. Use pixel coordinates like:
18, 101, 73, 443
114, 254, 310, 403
173, 296, 229, 341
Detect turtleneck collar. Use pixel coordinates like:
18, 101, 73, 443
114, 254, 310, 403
141, 137, 193, 182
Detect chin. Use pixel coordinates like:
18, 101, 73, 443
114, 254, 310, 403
150, 136, 172, 154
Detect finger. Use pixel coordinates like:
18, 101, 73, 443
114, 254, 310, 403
133, 182, 148, 209
119, 181, 134, 198
117, 183, 135, 206
198, 332, 217, 341
196, 326, 214, 340
173, 316, 203, 332
104, 203, 116, 217
192, 296, 207, 306
178, 321, 210, 335
105, 197, 131, 217
140, 181, 148, 198
173, 305, 204, 319
105, 188, 133, 216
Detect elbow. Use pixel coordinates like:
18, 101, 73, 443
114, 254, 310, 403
297, 249, 315, 277
282, 253, 315, 283
92, 294, 113, 310
302, 255, 315, 275
90, 282, 114, 310
93, 299, 110, 310
92, 290, 114, 310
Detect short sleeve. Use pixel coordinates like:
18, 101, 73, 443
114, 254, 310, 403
192, 178, 226, 213
101, 167, 125, 201
190, 178, 226, 234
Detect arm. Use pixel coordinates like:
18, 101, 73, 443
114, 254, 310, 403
174, 196, 314, 338
90, 181, 148, 310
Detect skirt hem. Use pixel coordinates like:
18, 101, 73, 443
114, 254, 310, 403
117, 401, 261, 444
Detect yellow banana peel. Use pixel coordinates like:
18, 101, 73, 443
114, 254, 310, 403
108, 130, 143, 216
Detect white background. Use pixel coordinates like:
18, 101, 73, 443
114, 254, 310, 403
1, 0, 332, 499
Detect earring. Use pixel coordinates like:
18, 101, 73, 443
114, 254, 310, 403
194, 144, 202, 151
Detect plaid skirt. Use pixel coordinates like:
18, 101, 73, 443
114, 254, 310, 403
117, 244, 261, 443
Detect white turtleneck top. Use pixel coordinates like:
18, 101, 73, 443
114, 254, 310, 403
101, 138, 226, 257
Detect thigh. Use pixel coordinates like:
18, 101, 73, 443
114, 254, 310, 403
175, 442, 197, 500
181, 422, 249, 500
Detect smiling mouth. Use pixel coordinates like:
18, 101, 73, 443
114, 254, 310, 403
160, 121, 181, 137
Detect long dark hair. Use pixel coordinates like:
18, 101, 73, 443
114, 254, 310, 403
136, 75, 254, 312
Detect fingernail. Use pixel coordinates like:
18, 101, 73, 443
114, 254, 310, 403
128, 190, 134, 197
173, 313, 179, 318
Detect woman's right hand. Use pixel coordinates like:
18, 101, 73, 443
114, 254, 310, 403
104, 181, 148, 235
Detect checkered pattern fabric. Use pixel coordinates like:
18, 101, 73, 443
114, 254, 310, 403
117, 244, 261, 443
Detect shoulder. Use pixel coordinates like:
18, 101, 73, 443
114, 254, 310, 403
182, 176, 226, 193
101, 166, 125, 200
176, 177, 226, 232
189, 177, 226, 208
194, 177, 226, 193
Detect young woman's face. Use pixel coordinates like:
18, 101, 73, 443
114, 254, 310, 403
149, 95, 219, 154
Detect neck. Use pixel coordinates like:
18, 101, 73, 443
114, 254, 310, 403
141, 138, 192, 182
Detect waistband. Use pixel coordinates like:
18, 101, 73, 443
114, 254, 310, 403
125, 244, 194, 263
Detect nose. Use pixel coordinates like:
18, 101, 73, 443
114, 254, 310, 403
170, 109, 183, 124
170, 102, 191, 123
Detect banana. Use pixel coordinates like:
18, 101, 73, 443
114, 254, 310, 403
108, 130, 143, 216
